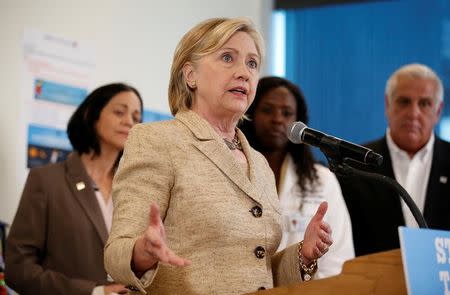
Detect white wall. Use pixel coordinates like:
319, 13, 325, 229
0, 0, 274, 224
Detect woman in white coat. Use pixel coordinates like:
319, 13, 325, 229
240, 76, 355, 278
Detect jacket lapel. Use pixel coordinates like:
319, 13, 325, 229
65, 153, 108, 244
423, 136, 447, 220
372, 137, 405, 224
374, 138, 396, 178
176, 111, 263, 204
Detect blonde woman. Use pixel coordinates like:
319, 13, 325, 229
105, 18, 333, 294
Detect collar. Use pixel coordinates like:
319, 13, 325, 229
175, 110, 217, 141
278, 154, 296, 196
176, 110, 248, 153
175, 110, 271, 208
386, 128, 434, 162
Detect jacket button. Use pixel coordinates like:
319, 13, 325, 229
258, 286, 266, 290
254, 246, 265, 259
250, 206, 262, 218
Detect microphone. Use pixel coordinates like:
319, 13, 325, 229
287, 121, 383, 167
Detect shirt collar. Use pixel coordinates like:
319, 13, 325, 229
386, 128, 434, 162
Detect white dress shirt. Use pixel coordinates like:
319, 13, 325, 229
94, 190, 114, 232
386, 129, 434, 228
92, 190, 114, 295
277, 155, 355, 279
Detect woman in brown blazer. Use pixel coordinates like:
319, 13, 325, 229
5, 83, 143, 295
105, 18, 333, 295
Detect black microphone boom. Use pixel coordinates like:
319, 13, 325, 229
287, 121, 383, 167
287, 122, 428, 228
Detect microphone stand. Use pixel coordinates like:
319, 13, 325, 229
325, 156, 428, 229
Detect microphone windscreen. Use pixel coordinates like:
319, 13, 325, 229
287, 121, 307, 144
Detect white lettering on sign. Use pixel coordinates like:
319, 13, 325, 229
439, 271, 450, 295
435, 237, 450, 264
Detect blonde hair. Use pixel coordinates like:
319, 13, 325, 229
385, 63, 444, 106
168, 17, 264, 115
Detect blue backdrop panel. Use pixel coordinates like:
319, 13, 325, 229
284, 0, 449, 162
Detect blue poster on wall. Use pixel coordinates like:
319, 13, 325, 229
27, 109, 173, 168
143, 109, 172, 123
23, 28, 95, 168
27, 124, 72, 167
34, 79, 88, 106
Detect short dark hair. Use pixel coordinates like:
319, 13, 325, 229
67, 83, 143, 155
241, 76, 318, 193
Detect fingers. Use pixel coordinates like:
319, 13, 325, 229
311, 240, 329, 258
144, 226, 164, 248
149, 202, 166, 240
320, 221, 332, 235
103, 284, 129, 295
144, 236, 191, 267
315, 239, 329, 252
166, 248, 192, 267
143, 227, 171, 263
143, 202, 191, 267
317, 222, 333, 252
305, 237, 331, 260
305, 221, 333, 259
149, 202, 161, 228
301, 201, 335, 261
319, 222, 333, 245
311, 201, 328, 223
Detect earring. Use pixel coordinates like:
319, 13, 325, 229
189, 81, 196, 88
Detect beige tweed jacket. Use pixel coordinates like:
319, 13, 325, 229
104, 110, 301, 294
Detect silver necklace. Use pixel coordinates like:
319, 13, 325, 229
223, 135, 243, 151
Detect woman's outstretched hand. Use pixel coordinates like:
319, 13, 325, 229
132, 202, 191, 276
301, 201, 333, 264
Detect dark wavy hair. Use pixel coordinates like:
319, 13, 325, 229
240, 76, 318, 193
67, 83, 143, 156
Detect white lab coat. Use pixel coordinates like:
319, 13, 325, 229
277, 155, 355, 279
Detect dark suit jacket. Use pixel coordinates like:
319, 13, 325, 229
5, 153, 110, 295
338, 135, 450, 256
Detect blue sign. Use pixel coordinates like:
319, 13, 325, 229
34, 79, 88, 106
27, 124, 72, 167
399, 227, 450, 295
143, 109, 172, 123
28, 124, 72, 150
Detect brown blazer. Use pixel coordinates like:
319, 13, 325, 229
105, 111, 301, 295
5, 153, 110, 295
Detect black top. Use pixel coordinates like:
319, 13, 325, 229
337, 135, 450, 256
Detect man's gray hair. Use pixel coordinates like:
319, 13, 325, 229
385, 63, 444, 105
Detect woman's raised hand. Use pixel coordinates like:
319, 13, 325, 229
301, 201, 333, 264
132, 202, 191, 275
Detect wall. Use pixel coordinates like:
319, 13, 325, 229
0, 0, 273, 224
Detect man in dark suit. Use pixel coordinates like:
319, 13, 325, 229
338, 63, 450, 256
